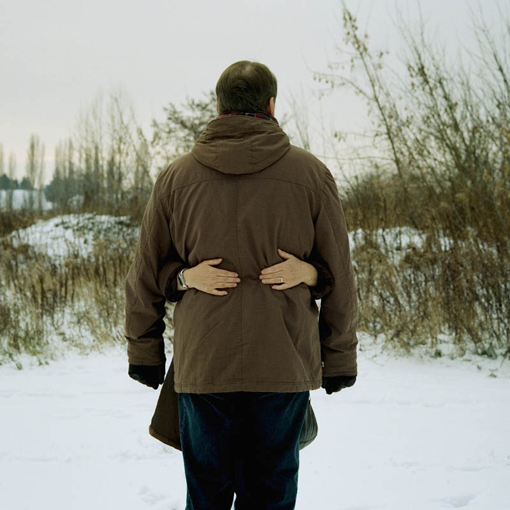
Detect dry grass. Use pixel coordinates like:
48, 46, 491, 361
0, 212, 177, 366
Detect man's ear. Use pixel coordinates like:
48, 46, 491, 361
268, 97, 275, 116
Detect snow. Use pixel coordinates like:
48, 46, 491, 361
6, 213, 137, 260
1, 338, 509, 510
0, 189, 55, 211
2, 213, 485, 267
2, 213, 509, 508
348, 225, 498, 265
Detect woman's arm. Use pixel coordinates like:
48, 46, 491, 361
257, 248, 334, 300
165, 251, 334, 302
306, 259, 335, 300
164, 263, 189, 302
165, 259, 239, 301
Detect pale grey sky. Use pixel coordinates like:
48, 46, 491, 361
0, 0, 506, 185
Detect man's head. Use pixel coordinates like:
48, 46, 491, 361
215, 60, 277, 117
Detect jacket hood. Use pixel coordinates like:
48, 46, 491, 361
191, 115, 291, 175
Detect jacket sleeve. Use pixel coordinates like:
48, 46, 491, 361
314, 167, 359, 377
164, 265, 188, 303
306, 250, 335, 301
124, 174, 186, 366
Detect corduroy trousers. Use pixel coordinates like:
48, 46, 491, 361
178, 390, 310, 510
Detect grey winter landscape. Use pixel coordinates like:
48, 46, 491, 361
1, 1, 509, 509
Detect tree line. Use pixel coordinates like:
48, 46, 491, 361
0, 88, 219, 218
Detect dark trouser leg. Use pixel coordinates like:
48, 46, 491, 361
178, 392, 243, 510
233, 455, 247, 510
241, 391, 310, 510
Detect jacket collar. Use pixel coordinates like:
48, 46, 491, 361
217, 110, 275, 122
191, 113, 291, 175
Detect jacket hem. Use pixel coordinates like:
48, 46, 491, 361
148, 424, 182, 451
174, 378, 323, 393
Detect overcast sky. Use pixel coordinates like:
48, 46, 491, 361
0, 0, 506, 185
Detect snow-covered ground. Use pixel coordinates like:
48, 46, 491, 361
1, 336, 509, 510
1, 213, 509, 508
0, 189, 54, 211
3, 212, 487, 267
6, 213, 137, 260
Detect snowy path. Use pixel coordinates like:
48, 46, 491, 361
1, 342, 509, 510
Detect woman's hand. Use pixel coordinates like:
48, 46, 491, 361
182, 248, 319, 296
183, 258, 241, 296
259, 248, 318, 290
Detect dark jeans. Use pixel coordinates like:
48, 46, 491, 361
178, 390, 310, 510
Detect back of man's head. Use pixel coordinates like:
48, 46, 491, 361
216, 60, 277, 115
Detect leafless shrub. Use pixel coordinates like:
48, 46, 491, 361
314, 2, 510, 356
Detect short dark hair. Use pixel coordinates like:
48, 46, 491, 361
216, 60, 277, 115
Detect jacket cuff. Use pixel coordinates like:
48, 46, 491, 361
321, 340, 358, 377
308, 261, 335, 300
164, 264, 188, 303
127, 338, 166, 366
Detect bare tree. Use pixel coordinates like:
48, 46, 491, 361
284, 86, 313, 151
70, 86, 149, 214
7, 152, 16, 211
0, 143, 4, 176
151, 89, 218, 170
310, 1, 510, 355
25, 134, 45, 211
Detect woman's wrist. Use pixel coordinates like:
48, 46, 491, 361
303, 262, 318, 287
176, 267, 193, 291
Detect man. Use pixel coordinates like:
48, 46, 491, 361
124, 60, 358, 510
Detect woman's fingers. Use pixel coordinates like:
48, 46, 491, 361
270, 283, 291, 290
216, 280, 239, 288
259, 274, 286, 284
206, 276, 240, 295
213, 268, 239, 278
211, 289, 229, 296
261, 277, 294, 290
260, 263, 285, 275
206, 274, 293, 294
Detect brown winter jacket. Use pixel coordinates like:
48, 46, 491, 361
124, 113, 359, 396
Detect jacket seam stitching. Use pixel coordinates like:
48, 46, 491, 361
319, 168, 329, 195
164, 177, 323, 197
